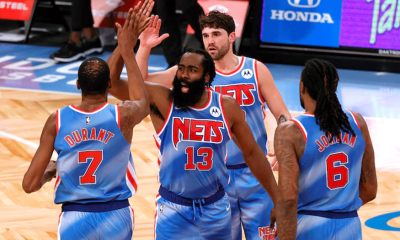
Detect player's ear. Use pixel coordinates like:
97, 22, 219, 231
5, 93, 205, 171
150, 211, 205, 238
76, 79, 81, 90
229, 32, 236, 44
108, 78, 112, 89
300, 80, 305, 94
204, 73, 210, 84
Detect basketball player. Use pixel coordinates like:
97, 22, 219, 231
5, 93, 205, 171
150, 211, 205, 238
274, 59, 377, 240
107, 47, 278, 239
130, 10, 290, 239
22, 3, 153, 239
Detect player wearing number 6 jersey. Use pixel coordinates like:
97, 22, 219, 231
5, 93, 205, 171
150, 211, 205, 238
107, 47, 278, 239
22, 2, 153, 239
275, 59, 377, 240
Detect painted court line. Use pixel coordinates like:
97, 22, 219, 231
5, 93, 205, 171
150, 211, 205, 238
0, 131, 58, 158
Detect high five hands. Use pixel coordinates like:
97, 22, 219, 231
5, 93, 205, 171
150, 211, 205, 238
140, 15, 169, 48
116, 0, 155, 51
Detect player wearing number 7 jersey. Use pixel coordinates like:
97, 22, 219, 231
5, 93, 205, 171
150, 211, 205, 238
274, 59, 377, 240
22, 2, 154, 239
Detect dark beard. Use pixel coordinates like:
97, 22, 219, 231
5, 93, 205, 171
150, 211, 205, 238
170, 75, 206, 110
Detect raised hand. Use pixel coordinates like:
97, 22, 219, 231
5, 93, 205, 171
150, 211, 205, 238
116, 1, 153, 51
140, 0, 154, 21
140, 15, 169, 48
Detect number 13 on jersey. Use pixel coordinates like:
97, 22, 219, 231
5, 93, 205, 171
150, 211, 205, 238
185, 147, 214, 171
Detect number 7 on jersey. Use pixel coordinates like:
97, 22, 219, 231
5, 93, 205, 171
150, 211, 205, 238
79, 150, 103, 184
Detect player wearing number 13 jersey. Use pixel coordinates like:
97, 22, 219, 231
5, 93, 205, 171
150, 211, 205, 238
107, 48, 278, 239
275, 59, 377, 240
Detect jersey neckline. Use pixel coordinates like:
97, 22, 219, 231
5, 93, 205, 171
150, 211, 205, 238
188, 90, 213, 111
69, 102, 109, 114
215, 56, 244, 76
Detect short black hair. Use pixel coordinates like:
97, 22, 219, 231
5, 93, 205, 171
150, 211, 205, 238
178, 48, 216, 87
78, 57, 110, 95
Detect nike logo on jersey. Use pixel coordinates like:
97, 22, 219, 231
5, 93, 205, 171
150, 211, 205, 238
172, 117, 225, 149
213, 83, 256, 106
64, 128, 115, 148
316, 133, 356, 152
226, 204, 230, 211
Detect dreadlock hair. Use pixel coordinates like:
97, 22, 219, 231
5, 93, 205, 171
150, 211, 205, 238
178, 48, 216, 87
301, 59, 355, 142
78, 57, 110, 96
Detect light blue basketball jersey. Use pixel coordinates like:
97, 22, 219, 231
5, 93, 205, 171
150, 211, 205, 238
211, 56, 268, 165
154, 90, 231, 199
53, 103, 137, 204
292, 110, 365, 212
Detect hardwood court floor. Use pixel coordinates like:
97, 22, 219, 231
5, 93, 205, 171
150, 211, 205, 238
0, 89, 399, 239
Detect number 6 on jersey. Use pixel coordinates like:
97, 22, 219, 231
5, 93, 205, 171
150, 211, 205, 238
326, 152, 349, 190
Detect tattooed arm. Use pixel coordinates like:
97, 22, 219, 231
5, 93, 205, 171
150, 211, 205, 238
274, 121, 305, 240
277, 114, 288, 125
355, 112, 377, 205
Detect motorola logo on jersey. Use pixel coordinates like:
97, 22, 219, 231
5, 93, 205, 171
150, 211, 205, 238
213, 83, 256, 106
210, 107, 221, 118
288, 0, 321, 8
172, 117, 225, 149
241, 69, 253, 79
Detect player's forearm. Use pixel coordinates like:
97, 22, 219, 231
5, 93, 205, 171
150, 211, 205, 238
107, 46, 130, 101
267, 92, 291, 125
275, 110, 291, 125
22, 174, 42, 193
276, 198, 297, 240
41, 160, 57, 184
359, 184, 377, 205
121, 50, 150, 116
136, 45, 152, 81
39, 169, 55, 188
244, 147, 278, 203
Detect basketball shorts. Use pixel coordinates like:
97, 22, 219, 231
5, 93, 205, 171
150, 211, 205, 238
58, 200, 134, 240
154, 187, 232, 240
295, 213, 362, 240
225, 165, 275, 240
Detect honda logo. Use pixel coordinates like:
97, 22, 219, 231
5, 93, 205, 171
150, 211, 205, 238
288, 0, 321, 8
